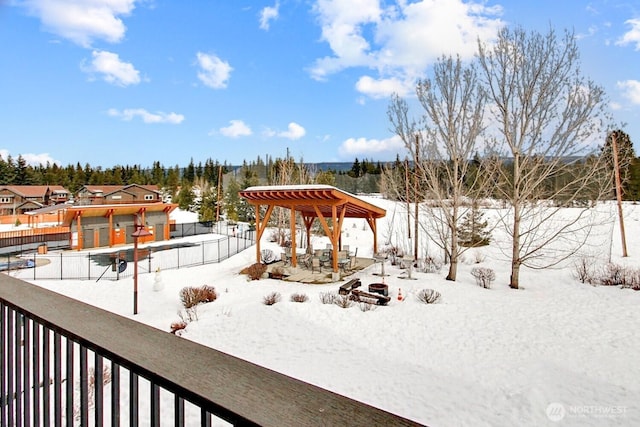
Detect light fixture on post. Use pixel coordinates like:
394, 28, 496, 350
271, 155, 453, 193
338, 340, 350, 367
131, 219, 151, 315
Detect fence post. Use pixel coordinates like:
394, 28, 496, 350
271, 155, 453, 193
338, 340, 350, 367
177, 246, 180, 269
88, 253, 91, 280
33, 253, 36, 281
202, 242, 205, 265
60, 252, 63, 280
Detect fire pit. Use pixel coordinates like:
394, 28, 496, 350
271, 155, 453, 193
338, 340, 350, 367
368, 283, 388, 297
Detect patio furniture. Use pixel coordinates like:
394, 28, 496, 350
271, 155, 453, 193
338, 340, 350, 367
319, 250, 332, 268
311, 257, 322, 273
339, 278, 361, 295
337, 250, 350, 272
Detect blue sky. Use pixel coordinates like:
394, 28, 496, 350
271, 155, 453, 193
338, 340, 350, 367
1, 0, 639, 169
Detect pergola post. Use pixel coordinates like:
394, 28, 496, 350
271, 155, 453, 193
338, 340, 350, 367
290, 207, 297, 267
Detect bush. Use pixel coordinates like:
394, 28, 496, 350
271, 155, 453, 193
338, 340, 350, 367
180, 285, 218, 308
572, 258, 597, 284
416, 289, 442, 304
422, 256, 443, 273
263, 292, 281, 305
290, 293, 309, 303
246, 263, 267, 280
261, 249, 277, 264
334, 294, 354, 308
170, 321, 188, 334
319, 291, 337, 305
358, 302, 377, 312
600, 263, 628, 286
600, 263, 640, 289
471, 267, 495, 289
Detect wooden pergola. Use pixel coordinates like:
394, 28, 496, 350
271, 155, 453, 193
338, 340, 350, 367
239, 185, 386, 273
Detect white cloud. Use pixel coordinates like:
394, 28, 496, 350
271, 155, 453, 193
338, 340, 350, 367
82, 50, 141, 86
278, 122, 306, 140
219, 120, 253, 138
338, 135, 405, 158
310, 0, 503, 97
610, 101, 622, 111
0, 150, 60, 166
355, 75, 413, 98
259, 2, 279, 30
22, 153, 62, 166
616, 18, 640, 50
108, 108, 184, 124
22, 0, 136, 47
617, 80, 640, 104
196, 52, 232, 89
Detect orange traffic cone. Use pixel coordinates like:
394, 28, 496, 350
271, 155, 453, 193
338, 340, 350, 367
397, 288, 403, 301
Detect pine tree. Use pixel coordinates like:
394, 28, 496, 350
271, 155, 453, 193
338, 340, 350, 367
457, 204, 491, 247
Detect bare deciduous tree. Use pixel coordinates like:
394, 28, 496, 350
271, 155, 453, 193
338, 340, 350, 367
477, 26, 613, 289
388, 55, 491, 281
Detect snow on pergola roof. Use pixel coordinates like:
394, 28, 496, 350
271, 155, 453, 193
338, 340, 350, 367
239, 185, 386, 220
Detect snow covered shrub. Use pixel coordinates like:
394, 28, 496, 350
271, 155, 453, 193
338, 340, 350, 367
319, 291, 337, 305
422, 256, 443, 273
600, 264, 640, 289
246, 263, 267, 280
261, 249, 277, 264
599, 263, 629, 286
334, 294, 354, 308
358, 302, 377, 312
572, 258, 597, 284
471, 267, 495, 289
473, 251, 486, 264
170, 321, 188, 334
416, 289, 442, 304
290, 293, 309, 303
263, 291, 281, 305
180, 285, 218, 308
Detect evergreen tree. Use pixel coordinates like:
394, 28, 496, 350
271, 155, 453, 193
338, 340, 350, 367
224, 177, 241, 222
457, 203, 491, 247
176, 184, 196, 210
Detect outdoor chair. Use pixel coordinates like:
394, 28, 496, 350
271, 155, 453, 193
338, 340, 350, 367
337, 250, 350, 272
348, 248, 358, 271
311, 257, 322, 273
319, 250, 332, 268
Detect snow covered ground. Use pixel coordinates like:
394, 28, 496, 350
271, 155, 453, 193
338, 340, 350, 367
11, 199, 640, 426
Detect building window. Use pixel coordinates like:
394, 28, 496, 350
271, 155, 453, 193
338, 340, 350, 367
111, 195, 122, 200
144, 194, 155, 200
0, 197, 12, 203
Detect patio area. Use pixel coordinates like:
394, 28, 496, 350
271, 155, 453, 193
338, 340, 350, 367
265, 256, 375, 284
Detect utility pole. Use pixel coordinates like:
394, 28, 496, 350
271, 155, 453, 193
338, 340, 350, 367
405, 157, 411, 239
611, 132, 628, 257
414, 134, 419, 261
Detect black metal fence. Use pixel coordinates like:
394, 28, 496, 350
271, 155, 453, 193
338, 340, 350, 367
1, 274, 420, 426
4, 232, 256, 281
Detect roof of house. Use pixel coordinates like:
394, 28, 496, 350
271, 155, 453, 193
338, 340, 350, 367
79, 184, 161, 196
0, 185, 70, 197
61, 203, 177, 226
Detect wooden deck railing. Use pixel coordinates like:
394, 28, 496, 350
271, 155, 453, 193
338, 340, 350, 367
0, 274, 423, 426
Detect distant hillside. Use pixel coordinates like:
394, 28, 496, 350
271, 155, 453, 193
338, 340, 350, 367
230, 162, 356, 173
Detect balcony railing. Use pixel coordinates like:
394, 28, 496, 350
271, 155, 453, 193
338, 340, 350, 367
1, 274, 422, 426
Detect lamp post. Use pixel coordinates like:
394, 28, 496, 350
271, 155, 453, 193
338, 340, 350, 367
131, 224, 152, 315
